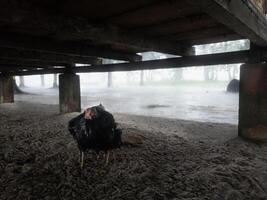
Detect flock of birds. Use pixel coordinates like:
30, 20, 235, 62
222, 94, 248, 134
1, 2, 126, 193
68, 104, 122, 169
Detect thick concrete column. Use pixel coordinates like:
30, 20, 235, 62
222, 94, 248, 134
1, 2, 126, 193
0, 76, 14, 103
238, 63, 267, 142
59, 73, 81, 113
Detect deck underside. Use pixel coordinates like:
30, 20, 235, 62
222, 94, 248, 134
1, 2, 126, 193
0, 0, 267, 74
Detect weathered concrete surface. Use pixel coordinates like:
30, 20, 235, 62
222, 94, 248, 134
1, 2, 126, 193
239, 63, 267, 142
0, 76, 14, 103
59, 73, 81, 113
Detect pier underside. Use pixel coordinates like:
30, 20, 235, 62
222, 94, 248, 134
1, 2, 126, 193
1, 0, 267, 140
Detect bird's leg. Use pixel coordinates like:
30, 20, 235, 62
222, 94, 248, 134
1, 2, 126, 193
104, 150, 110, 166
112, 151, 116, 162
80, 150, 84, 169
79, 150, 82, 163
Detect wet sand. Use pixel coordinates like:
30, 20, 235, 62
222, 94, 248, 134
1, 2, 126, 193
1, 102, 267, 200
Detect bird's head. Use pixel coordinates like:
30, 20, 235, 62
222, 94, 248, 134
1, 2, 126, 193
84, 107, 98, 120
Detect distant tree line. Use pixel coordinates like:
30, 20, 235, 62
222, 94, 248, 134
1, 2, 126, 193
17, 40, 249, 87
198, 40, 249, 81
128, 40, 249, 84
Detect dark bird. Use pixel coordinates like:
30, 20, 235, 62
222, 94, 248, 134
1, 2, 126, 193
226, 79, 239, 93
68, 104, 122, 168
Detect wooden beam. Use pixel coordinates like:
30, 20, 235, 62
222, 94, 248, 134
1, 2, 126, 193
0, 59, 68, 68
166, 26, 233, 42
184, 0, 267, 46
0, 64, 60, 72
107, 1, 199, 28
0, 48, 101, 65
133, 14, 219, 36
49, 23, 195, 56
0, 33, 142, 62
188, 34, 244, 45
10, 50, 250, 76
0, 65, 47, 70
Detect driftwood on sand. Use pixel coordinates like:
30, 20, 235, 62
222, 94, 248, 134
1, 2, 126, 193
122, 133, 145, 146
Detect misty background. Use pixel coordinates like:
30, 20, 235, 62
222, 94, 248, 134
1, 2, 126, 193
15, 40, 249, 124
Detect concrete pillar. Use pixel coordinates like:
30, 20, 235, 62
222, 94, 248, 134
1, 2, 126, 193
59, 73, 81, 113
238, 63, 267, 142
0, 75, 14, 103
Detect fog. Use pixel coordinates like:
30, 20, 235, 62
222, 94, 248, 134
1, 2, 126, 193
15, 40, 248, 124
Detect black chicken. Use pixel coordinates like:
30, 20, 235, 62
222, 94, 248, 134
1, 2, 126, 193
68, 104, 122, 168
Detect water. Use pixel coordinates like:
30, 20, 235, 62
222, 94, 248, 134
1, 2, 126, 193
15, 84, 239, 124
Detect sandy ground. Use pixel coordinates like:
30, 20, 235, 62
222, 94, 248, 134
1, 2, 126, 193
1, 102, 267, 200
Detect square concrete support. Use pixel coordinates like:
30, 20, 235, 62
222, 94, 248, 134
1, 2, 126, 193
59, 73, 81, 113
0, 76, 14, 103
239, 63, 267, 142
